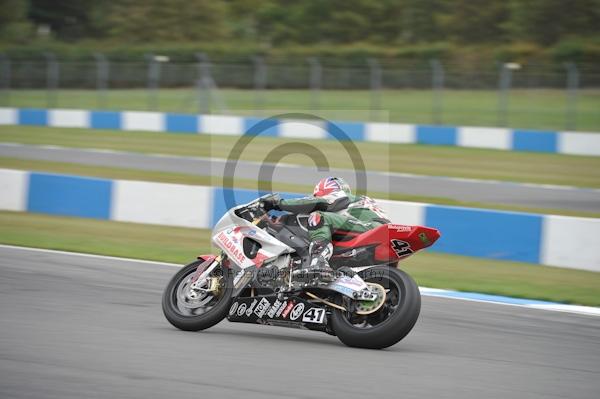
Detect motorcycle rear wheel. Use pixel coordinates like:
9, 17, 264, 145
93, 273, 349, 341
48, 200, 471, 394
330, 266, 421, 349
162, 258, 233, 331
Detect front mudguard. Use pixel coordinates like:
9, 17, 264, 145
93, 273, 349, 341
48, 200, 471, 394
190, 254, 218, 283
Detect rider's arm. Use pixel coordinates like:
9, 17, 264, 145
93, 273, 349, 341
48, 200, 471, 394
277, 196, 329, 214
277, 192, 351, 214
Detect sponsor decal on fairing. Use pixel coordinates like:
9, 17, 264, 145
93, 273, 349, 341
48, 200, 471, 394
281, 301, 295, 319
246, 298, 258, 316
388, 224, 412, 233
267, 299, 282, 318
237, 303, 247, 316
254, 297, 271, 318
229, 302, 239, 316
217, 231, 246, 264
275, 301, 288, 318
289, 303, 305, 321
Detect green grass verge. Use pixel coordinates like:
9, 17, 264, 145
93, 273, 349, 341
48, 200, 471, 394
3, 156, 600, 219
0, 210, 212, 263
2, 125, 600, 188
5, 88, 600, 132
1, 210, 598, 306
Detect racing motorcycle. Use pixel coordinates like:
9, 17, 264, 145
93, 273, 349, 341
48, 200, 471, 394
162, 194, 440, 349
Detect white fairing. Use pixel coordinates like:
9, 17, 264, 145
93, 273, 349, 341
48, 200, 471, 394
212, 207, 294, 269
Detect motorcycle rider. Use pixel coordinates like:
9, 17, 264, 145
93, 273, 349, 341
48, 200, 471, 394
261, 177, 390, 279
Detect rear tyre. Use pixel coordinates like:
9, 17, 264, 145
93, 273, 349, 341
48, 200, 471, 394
162, 258, 233, 331
330, 266, 421, 349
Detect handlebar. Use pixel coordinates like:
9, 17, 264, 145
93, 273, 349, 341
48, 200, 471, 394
234, 193, 280, 224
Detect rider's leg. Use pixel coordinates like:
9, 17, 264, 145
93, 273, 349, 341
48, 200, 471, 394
305, 211, 335, 272
306, 211, 371, 272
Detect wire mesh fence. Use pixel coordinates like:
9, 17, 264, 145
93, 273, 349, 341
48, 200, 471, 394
0, 54, 598, 131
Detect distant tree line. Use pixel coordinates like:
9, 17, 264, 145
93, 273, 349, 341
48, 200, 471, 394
1, 0, 599, 69
1, 0, 598, 46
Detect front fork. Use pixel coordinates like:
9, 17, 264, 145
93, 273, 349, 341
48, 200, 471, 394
189, 255, 223, 295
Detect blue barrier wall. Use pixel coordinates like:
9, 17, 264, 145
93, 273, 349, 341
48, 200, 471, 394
425, 205, 543, 263
90, 111, 121, 130
416, 125, 457, 146
9, 170, 581, 266
27, 172, 113, 219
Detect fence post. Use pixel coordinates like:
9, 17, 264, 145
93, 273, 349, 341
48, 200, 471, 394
367, 58, 382, 121
253, 56, 267, 112
44, 52, 59, 108
93, 53, 109, 109
307, 57, 321, 112
0, 54, 10, 106
497, 63, 516, 127
145, 53, 161, 110
564, 62, 579, 131
430, 59, 444, 124
195, 53, 211, 114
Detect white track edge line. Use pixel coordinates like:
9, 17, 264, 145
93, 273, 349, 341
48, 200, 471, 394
0, 244, 180, 267
419, 291, 600, 317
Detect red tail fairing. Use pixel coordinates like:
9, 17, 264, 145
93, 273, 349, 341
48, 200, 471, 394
332, 224, 440, 263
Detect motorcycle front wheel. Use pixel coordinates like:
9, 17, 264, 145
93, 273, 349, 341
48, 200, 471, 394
162, 257, 233, 331
330, 266, 421, 349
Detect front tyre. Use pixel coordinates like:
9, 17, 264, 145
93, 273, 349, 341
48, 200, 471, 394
331, 266, 421, 349
162, 258, 233, 331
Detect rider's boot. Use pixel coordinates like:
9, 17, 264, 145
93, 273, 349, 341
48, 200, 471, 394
293, 240, 335, 283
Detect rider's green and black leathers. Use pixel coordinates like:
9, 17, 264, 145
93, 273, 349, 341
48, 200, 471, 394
277, 191, 390, 243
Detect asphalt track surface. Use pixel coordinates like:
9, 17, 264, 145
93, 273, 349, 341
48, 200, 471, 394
1, 246, 599, 399
2, 143, 600, 212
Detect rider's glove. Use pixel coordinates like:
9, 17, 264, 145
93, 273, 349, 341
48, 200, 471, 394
260, 198, 280, 211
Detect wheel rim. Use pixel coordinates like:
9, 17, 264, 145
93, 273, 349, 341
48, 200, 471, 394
171, 266, 223, 317
341, 272, 404, 330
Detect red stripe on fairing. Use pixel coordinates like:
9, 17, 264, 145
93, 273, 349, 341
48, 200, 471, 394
252, 252, 269, 268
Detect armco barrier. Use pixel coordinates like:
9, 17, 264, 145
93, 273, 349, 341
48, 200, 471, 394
1, 107, 600, 156
1, 168, 599, 272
